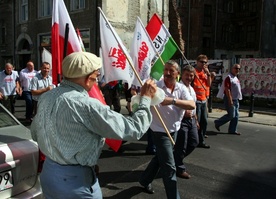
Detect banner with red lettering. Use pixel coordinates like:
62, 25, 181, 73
99, 7, 134, 89
130, 17, 156, 87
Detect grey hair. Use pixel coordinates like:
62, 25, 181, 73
166, 60, 180, 72
182, 64, 195, 73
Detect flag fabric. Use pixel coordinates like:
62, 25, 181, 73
146, 13, 178, 80
130, 17, 156, 87
99, 7, 134, 89
76, 28, 86, 52
88, 84, 122, 152
51, 2, 122, 152
51, 0, 82, 85
42, 48, 52, 75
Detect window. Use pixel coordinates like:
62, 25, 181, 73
203, 4, 212, 26
71, 0, 85, 11
227, 1, 233, 13
39, 0, 52, 17
1, 26, 5, 44
78, 29, 90, 52
20, 0, 28, 22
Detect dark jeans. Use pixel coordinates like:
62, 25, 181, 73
102, 86, 121, 113
139, 132, 180, 199
146, 128, 156, 153
174, 117, 199, 173
22, 91, 33, 119
196, 101, 208, 144
0, 95, 16, 114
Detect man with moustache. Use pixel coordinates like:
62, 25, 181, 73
139, 60, 195, 199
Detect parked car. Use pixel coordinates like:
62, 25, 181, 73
0, 103, 43, 198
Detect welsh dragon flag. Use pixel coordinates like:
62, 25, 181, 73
130, 17, 156, 87
146, 13, 178, 80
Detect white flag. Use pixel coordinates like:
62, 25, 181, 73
42, 48, 52, 75
99, 8, 134, 88
130, 17, 156, 87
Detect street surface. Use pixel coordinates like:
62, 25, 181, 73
13, 99, 276, 199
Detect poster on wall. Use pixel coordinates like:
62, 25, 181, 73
239, 58, 276, 98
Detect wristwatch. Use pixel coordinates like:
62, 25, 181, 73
172, 98, 176, 105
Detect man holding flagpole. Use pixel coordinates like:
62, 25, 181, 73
139, 60, 195, 199
31, 52, 157, 199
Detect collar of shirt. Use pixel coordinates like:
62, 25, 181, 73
60, 79, 89, 97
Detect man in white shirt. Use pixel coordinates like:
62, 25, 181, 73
0, 63, 22, 113
139, 60, 195, 198
19, 61, 37, 122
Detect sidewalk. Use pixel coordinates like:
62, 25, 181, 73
14, 98, 276, 127
120, 99, 276, 127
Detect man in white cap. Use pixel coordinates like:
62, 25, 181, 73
31, 52, 157, 199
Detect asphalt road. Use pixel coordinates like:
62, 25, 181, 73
13, 99, 276, 199
98, 118, 276, 199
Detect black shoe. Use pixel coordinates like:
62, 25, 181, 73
198, 143, 210, 149
142, 183, 155, 194
214, 121, 220, 131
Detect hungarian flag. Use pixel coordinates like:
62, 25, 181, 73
146, 13, 178, 80
99, 7, 134, 89
130, 17, 156, 87
51, 0, 82, 85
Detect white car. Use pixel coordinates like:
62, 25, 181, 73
0, 103, 43, 198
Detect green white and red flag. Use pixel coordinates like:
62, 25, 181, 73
146, 13, 178, 80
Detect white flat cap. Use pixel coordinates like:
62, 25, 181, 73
62, 52, 102, 78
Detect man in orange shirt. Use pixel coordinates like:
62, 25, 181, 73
193, 54, 212, 148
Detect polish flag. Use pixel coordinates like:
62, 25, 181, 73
51, 0, 82, 85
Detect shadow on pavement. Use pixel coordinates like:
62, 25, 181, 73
219, 168, 276, 199
103, 186, 144, 199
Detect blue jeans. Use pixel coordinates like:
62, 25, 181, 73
214, 96, 239, 133
22, 91, 33, 119
174, 117, 199, 173
196, 101, 208, 144
41, 158, 102, 199
139, 132, 180, 199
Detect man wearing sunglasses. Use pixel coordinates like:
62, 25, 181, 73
215, 64, 242, 135
193, 54, 212, 148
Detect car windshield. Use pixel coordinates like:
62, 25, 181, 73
0, 106, 18, 128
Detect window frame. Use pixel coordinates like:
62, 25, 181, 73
19, 0, 28, 22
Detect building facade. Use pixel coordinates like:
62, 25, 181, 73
173, 0, 276, 62
0, 0, 169, 71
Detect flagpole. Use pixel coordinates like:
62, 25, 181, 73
99, 8, 175, 145
60, 23, 70, 84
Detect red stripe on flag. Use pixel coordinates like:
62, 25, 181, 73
146, 13, 162, 40
88, 84, 122, 152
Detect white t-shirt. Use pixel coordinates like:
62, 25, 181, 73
19, 68, 37, 91
0, 70, 19, 96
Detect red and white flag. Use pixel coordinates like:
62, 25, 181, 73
99, 7, 134, 89
51, 0, 82, 85
130, 17, 156, 87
